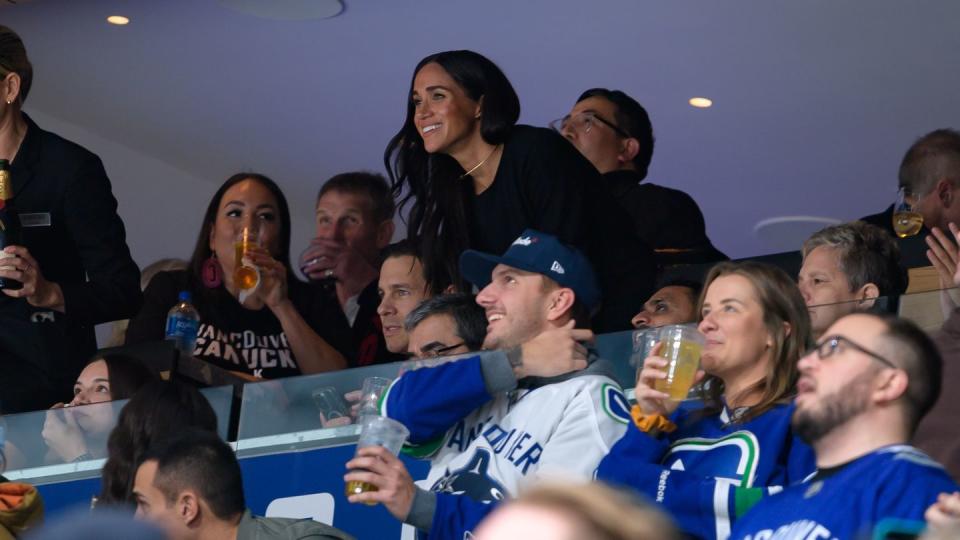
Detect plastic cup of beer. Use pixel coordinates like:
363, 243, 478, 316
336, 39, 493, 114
234, 227, 261, 291
654, 324, 704, 400
356, 376, 391, 420
631, 328, 661, 369
345, 415, 410, 504
312, 386, 350, 424
893, 186, 923, 238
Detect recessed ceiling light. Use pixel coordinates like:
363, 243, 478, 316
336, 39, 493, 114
106, 15, 130, 25
689, 97, 713, 108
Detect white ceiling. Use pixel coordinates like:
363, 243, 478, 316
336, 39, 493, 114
3, 0, 959, 257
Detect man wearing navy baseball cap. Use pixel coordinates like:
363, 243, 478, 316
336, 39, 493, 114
345, 230, 632, 540
460, 229, 601, 348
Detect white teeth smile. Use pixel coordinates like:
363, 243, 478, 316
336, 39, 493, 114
423, 124, 440, 134
488, 314, 503, 322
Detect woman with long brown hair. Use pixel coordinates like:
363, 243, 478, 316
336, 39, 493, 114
125, 173, 346, 378
597, 261, 816, 540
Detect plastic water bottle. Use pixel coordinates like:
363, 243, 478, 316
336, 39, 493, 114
165, 291, 200, 357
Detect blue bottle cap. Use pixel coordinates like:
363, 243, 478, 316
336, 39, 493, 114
178, 291, 192, 302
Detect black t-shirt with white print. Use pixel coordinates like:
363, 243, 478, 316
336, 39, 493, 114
125, 270, 347, 379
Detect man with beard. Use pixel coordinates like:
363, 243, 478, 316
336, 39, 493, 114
730, 313, 958, 540
342, 230, 630, 540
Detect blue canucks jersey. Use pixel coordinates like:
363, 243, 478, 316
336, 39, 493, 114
596, 400, 815, 540
730, 445, 959, 540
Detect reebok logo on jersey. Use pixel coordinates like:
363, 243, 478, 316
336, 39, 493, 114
656, 470, 670, 502
550, 261, 565, 274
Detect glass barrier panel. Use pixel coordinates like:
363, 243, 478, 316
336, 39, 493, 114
235, 362, 404, 455
200, 385, 235, 441
2, 385, 233, 484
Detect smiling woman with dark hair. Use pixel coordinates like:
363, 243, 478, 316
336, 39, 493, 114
125, 173, 347, 379
385, 50, 655, 331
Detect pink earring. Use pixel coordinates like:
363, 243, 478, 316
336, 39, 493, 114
201, 253, 223, 288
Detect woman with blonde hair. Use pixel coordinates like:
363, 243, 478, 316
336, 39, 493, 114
597, 261, 816, 540
474, 481, 682, 540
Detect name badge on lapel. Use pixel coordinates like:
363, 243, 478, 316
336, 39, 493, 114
19, 213, 51, 228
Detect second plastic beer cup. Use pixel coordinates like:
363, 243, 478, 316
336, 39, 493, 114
356, 376, 391, 420
345, 415, 410, 504
654, 324, 704, 400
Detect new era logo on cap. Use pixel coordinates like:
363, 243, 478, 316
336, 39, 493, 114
459, 229, 601, 312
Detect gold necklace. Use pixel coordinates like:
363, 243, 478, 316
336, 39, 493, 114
458, 144, 501, 180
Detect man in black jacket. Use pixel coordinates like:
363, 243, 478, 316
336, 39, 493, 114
554, 88, 726, 266
0, 25, 141, 412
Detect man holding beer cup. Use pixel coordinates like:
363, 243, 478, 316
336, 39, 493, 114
343, 230, 631, 540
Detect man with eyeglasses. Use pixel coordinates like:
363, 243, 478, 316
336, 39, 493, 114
552, 89, 725, 265
730, 312, 958, 540
405, 293, 486, 359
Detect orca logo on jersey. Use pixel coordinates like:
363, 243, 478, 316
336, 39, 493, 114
431, 450, 508, 503
602, 384, 631, 424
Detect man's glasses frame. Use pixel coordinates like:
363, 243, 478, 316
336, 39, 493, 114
808, 335, 898, 369
549, 112, 630, 138
421, 342, 466, 359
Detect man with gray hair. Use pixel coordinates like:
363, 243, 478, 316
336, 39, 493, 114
862, 128, 960, 236
404, 293, 487, 359
798, 221, 908, 338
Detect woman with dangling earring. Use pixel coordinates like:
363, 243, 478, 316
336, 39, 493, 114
125, 173, 347, 379
385, 50, 656, 332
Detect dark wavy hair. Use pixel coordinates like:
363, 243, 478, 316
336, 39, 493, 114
186, 172, 296, 302
85, 353, 155, 401
385, 50, 520, 293
97, 380, 218, 509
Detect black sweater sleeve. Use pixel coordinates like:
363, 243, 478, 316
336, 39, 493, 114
516, 128, 597, 247
124, 271, 183, 344
58, 153, 143, 325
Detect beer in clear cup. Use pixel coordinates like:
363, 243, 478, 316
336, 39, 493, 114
654, 324, 704, 400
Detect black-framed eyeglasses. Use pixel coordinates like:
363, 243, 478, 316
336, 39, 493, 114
549, 112, 630, 138
808, 335, 898, 369
422, 342, 465, 359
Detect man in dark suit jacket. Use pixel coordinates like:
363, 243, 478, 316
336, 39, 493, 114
1, 25, 141, 412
